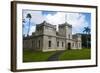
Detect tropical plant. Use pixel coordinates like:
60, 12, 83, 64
83, 26, 91, 48
22, 19, 26, 37
22, 19, 26, 28
22, 19, 26, 23
83, 27, 90, 34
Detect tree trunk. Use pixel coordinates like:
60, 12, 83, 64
27, 19, 31, 36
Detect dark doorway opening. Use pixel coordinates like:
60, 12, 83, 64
68, 43, 71, 50
48, 40, 51, 48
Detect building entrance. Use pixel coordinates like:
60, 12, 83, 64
68, 43, 71, 50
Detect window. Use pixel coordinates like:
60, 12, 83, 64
39, 40, 40, 48
57, 41, 59, 47
76, 43, 77, 48
79, 43, 81, 47
32, 40, 34, 47
36, 40, 37, 48
62, 42, 63, 47
34, 40, 36, 48
73, 43, 74, 47
48, 41, 51, 47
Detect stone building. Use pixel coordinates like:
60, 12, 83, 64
23, 21, 82, 52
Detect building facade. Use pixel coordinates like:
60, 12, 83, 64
23, 21, 82, 52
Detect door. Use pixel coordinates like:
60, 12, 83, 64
68, 43, 71, 50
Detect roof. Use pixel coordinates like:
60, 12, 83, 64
36, 21, 56, 29
59, 22, 72, 28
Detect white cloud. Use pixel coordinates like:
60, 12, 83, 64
23, 10, 46, 24
67, 13, 88, 34
45, 12, 89, 34
45, 12, 66, 30
23, 10, 46, 35
23, 10, 89, 35
29, 26, 36, 35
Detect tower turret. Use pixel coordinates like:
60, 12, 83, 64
58, 22, 72, 39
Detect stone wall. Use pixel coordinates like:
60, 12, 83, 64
56, 37, 66, 49
23, 38, 32, 50
23, 21, 82, 52
42, 35, 57, 52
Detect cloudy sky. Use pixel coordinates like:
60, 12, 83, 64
22, 10, 91, 36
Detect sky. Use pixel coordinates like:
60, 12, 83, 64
22, 10, 91, 36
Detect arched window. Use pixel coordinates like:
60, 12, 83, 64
39, 40, 40, 48
62, 42, 63, 47
79, 43, 81, 48
57, 41, 59, 47
73, 43, 74, 47
48, 40, 51, 47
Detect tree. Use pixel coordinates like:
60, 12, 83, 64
22, 19, 26, 28
83, 27, 91, 48
83, 27, 90, 34
22, 19, 26, 23
26, 13, 32, 36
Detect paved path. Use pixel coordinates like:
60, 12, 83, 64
47, 51, 64, 61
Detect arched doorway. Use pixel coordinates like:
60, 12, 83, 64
68, 43, 71, 50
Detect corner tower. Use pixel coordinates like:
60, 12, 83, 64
58, 22, 72, 39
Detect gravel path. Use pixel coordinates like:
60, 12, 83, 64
47, 51, 64, 61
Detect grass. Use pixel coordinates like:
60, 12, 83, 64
23, 48, 91, 62
59, 49, 91, 60
23, 49, 56, 62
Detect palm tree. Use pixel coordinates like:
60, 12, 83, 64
22, 19, 25, 28
22, 19, 26, 23
83, 27, 90, 34
22, 19, 26, 37
26, 13, 32, 36
83, 27, 91, 48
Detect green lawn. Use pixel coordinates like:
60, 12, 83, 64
59, 49, 91, 60
23, 49, 56, 62
23, 48, 91, 62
